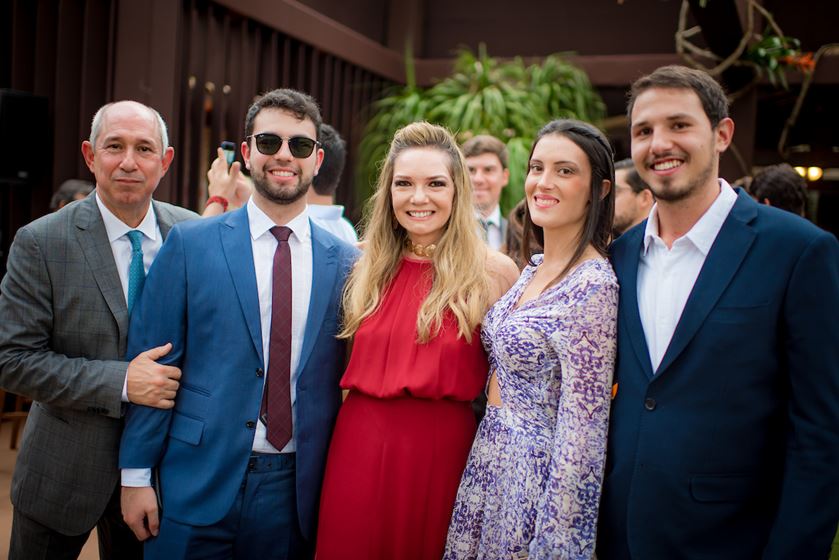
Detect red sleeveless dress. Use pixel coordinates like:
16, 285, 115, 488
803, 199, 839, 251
315, 258, 488, 560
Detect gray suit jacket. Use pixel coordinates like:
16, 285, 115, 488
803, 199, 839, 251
0, 194, 196, 535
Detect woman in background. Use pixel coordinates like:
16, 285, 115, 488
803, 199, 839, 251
316, 122, 518, 560
445, 119, 618, 560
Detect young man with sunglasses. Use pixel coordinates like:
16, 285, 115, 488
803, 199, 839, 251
118, 89, 359, 559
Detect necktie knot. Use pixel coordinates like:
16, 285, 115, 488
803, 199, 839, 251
271, 226, 293, 243
127, 230, 144, 252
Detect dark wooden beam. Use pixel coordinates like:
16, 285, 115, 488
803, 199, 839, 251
212, 0, 406, 82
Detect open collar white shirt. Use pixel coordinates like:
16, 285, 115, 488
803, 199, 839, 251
637, 179, 737, 372
247, 198, 313, 454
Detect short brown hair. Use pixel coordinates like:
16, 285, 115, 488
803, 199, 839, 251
627, 65, 729, 128
461, 134, 508, 169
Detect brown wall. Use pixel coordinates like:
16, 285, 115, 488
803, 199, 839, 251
297, 0, 390, 45
0, 0, 115, 277
421, 0, 685, 58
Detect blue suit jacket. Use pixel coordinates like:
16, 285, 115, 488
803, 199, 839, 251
598, 191, 839, 559
119, 208, 358, 540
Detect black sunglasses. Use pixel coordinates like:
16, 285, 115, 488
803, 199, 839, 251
247, 133, 320, 158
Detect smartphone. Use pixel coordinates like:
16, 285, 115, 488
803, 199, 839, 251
220, 141, 236, 167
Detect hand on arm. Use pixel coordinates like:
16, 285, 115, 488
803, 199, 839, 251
125, 342, 181, 409
0, 227, 125, 415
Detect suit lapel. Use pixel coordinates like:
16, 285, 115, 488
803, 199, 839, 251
296, 221, 338, 377
75, 196, 129, 340
152, 200, 176, 239
655, 192, 758, 377
616, 226, 655, 379
220, 208, 264, 364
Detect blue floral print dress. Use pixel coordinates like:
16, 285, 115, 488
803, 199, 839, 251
444, 256, 618, 560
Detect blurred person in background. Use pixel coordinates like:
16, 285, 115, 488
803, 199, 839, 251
749, 163, 808, 217
463, 134, 510, 250
50, 178, 94, 211
612, 158, 653, 237
306, 124, 358, 244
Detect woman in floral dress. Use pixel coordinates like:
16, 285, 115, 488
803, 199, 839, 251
445, 119, 618, 560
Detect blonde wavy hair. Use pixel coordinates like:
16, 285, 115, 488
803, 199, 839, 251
340, 121, 489, 343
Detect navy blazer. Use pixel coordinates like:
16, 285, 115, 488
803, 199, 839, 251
119, 207, 358, 540
598, 190, 839, 559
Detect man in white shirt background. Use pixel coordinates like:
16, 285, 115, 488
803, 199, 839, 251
462, 134, 509, 250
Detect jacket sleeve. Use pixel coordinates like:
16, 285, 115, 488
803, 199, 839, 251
529, 279, 618, 560
119, 225, 189, 468
763, 231, 839, 559
0, 226, 126, 417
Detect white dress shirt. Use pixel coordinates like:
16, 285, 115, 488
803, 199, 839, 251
248, 198, 312, 454
96, 193, 162, 305
96, 193, 161, 404
637, 180, 737, 372
121, 198, 313, 486
477, 205, 504, 251
308, 204, 358, 244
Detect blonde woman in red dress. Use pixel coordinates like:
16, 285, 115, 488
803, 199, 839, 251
315, 122, 519, 559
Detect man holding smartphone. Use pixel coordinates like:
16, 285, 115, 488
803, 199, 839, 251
203, 142, 253, 217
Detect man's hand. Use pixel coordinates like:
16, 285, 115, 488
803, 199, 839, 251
126, 343, 181, 409
206, 147, 252, 207
122, 486, 159, 541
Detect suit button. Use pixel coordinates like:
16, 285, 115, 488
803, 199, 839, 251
644, 398, 657, 411
256, 368, 264, 378
246, 421, 256, 429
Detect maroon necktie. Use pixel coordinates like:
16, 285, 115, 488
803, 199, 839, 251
260, 225, 293, 450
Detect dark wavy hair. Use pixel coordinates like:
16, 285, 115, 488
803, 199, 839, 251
521, 119, 615, 277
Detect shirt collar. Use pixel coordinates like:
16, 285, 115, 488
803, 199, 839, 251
477, 205, 502, 228
643, 179, 737, 255
95, 191, 158, 243
247, 197, 311, 242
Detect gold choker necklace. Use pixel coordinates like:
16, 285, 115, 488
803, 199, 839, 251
406, 238, 436, 258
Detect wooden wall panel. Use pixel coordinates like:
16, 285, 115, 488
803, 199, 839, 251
173, 0, 394, 219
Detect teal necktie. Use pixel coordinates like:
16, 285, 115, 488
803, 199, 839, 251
126, 230, 145, 315
479, 218, 490, 242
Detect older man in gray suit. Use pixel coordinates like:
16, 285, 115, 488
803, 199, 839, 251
0, 100, 196, 559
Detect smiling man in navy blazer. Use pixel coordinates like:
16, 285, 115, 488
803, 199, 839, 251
598, 65, 839, 559
118, 89, 358, 559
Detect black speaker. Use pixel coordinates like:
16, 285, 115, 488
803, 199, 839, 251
0, 89, 50, 184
